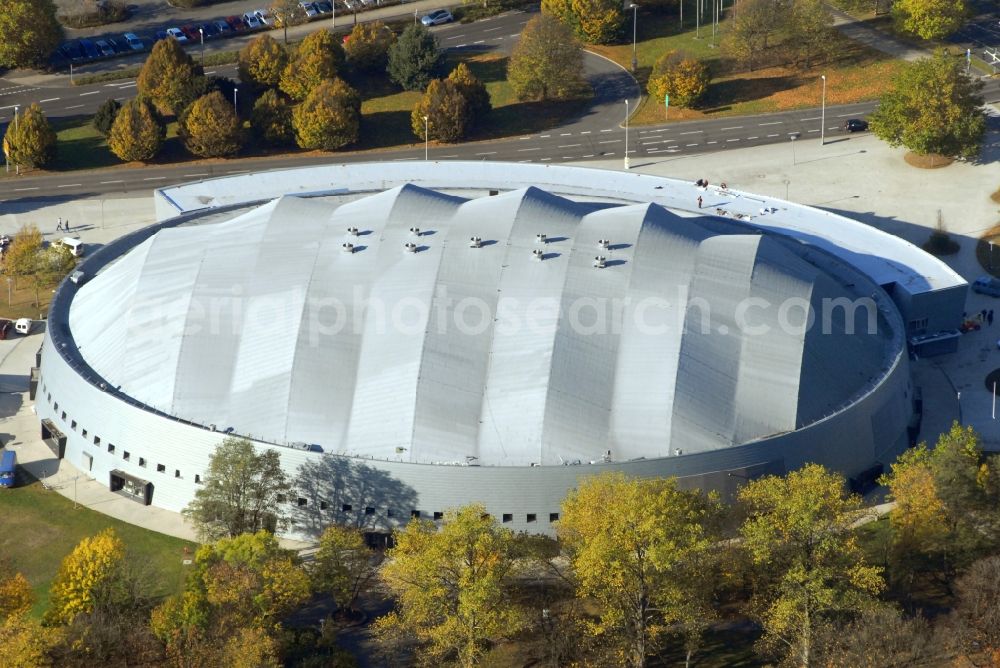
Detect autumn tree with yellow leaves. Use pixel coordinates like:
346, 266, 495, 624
280, 29, 345, 101
238, 34, 288, 90
411, 79, 471, 143
738, 464, 885, 668
291, 78, 361, 150
558, 473, 722, 668
373, 504, 528, 667
179, 91, 244, 158
647, 51, 710, 109
251, 89, 294, 146
44, 528, 128, 626
344, 20, 396, 72
136, 37, 203, 115
107, 97, 165, 163
542, 0, 624, 44
2, 103, 56, 169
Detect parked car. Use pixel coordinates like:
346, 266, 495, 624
314, 0, 333, 11
254, 9, 275, 26
123, 32, 144, 51
300, 1, 319, 16
0, 320, 11, 340
214, 19, 233, 34
842, 118, 868, 133
225, 15, 247, 31
200, 22, 219, 38
181, 24, 201, 41
165, 27, 189, 42
421, 8, 454, 25
80, 38, 100, 59
95, 39, 116, 57
60, 41, 86, 61
242, 12, 263, 29
972, 276, 1000, 297
154, 30, 169, 42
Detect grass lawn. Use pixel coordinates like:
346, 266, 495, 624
0, 276, 59, 320
588, 10, 906, 125
0, 480, 195, 617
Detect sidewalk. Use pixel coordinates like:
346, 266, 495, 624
826, 4, 931, 62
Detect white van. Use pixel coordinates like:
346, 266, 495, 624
58, 237, 84, 257
14, 318, 31, 335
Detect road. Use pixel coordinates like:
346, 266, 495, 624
2, 10, 999, 200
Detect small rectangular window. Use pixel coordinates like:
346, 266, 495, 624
366, 507, 376, 515
123, 451, 130, 461
386, 509, 395, 518
342, 503, 353, 512
502, 513, 513, 523
107, 443, 115, 454
433, 511, 444, 520
297, 498, 308, 507
47, 392, 51, 402
526, 514, 537, 523
61, 411, 67, 421
320, 501, 329, 510
81, 428, 87, 438
156, 463, 166, 473
71, 420, 77, 430
411, 510, 421, 519
195, 474, 202, 484
277, 494, 286, 503
138, 457, 146, 467
549, 513, 560, 522
93, 436, 101, 446
174, 470, 181, 478
54, 402, 59, 411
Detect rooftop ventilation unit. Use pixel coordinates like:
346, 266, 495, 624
532, 249, 544, 261
346, 226, 359, 236
535, 233, 547, 244
593, 256, 607, 269
598, 238, 610, 249
404, 242, 418, 253
342, 243, 355, 254
469, 236, 482, 248
409, 227, 421, 236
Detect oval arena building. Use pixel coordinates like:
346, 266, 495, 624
34, 162, 965, 538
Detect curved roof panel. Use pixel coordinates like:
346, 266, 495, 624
70, 185, 898, 465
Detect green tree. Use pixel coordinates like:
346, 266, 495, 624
722, 0, 782, 71
151, 532, 309, 661
251, 89, 294, 146
107, 97, 165, 162
270, 0, 307, 44
387, 24, 444, 92
238, 34, 288, 90
2, 103, 56, 169
646, 51, 710, 109
738, 464, 885, 667
787, 0, 835, 69
182, 438, 291, 541
412, 78, 471, 143
91, 98, 121, 138
344, 20, 396, 72
868, 50, 986, 159
0, 0, 62, 69
44, 529, 128, 626
136, 37, 202, 115
279, 29, 345, 101
373, 504, 528, 667
892, 0, 966, 40
179, 91, 244, 158
311, 525, 379, 613
291, 78, 361, 150
569, 0, 624, 44
558, 473, 720, 668
0, 568, 33, 623
447, 62, 491, 126
508, 14, 585, 101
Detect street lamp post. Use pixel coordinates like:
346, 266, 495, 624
233, 87, 239, 115
332, 1, 336, 28
629, 4, 639, 73
423, 115, 429, 160
199, 27, 205, 64
990, 240, 995, 270
624, 99, 630, 170
790, 132, 798, 166
820, 74, 826, 146
13, 104, 19, 175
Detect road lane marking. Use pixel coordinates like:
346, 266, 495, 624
517, 147, 540, 151
806, 129, 818, 133
64, 104, 84, 109
580, 130, 591, 134
558, 144, 581, 148
143, 176, 166, 181
183, 173, 209, 177
38, 97, 60, 103
747, 136, 759, 140
720, 126, 743, 130
766, 133, 780, 137
800, 116, 820, 121
539, 134, 550, 138
706, 140, 717, 144
686, 143, 699, 147
475, 151, 497, 155
100, 180, 123, 184
79, 91, 100, 96
679, 130, 702, 135
14, 187, 39, 191
599, 129, 613, 133
758, 121, 782, 126
726, 138, 740, 142
582, 154, 594, 157
56, 183, 82, 188
474, 39, 484, 44
598, 139, 620, 144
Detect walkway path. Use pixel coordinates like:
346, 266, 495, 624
826, 4, 931, 62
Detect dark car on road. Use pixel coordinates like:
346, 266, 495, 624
181, 24, 202, 41
842, 118, 869, 132
315, 0, 333, 11
225, 15, 248, 31
60, 41, 86, 61
200, 22, 220, 38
